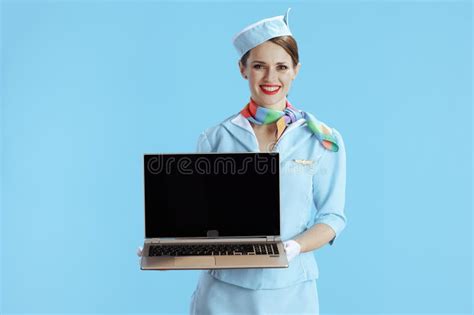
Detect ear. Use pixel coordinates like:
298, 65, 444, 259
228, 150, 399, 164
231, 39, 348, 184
238, 60, 247, 79
292, 62, 302, 80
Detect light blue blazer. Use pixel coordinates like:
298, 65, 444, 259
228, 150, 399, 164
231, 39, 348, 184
196, 112, 347, 290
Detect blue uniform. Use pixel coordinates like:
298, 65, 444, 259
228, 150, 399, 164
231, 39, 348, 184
190, 112, 347, 314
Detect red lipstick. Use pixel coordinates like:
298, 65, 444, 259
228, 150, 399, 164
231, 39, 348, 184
260, 85, 281, 95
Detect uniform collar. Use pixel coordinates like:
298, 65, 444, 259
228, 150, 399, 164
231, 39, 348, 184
222, 113, 308, 154
229, 113, 306, 135
222, 114, 259, 151
230, 113, 255, 134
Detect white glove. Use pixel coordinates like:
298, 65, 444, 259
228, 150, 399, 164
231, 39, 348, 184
137, 246, 143, 257
283, 240, 301, 262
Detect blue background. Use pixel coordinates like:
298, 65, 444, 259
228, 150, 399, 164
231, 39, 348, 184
1, 1, 472, 314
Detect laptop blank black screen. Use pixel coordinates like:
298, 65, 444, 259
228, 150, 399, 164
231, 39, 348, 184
144, 153, 280, 238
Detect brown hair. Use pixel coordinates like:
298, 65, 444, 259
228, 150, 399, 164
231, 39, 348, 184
240, 35, 299, 68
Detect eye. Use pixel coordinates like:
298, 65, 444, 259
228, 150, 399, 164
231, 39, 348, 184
277, 65, 288, 70
253, 64, 263, 69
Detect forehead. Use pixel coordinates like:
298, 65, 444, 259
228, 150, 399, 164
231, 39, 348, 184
247, 41, 291, 63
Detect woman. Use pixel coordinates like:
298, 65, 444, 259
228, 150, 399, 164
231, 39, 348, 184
189, 8, 347, 314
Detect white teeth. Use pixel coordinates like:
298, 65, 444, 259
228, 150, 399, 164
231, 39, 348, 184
261, 86, 280, 92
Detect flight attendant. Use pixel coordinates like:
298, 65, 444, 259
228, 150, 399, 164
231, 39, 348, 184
189, 8, 347, 314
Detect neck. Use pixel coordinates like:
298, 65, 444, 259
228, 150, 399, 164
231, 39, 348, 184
251, 98, 287, 111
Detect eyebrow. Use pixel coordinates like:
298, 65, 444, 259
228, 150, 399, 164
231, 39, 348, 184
251, 60, 289, 65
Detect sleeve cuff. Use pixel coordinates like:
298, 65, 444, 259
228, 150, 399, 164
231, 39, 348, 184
314, 213, 347, 246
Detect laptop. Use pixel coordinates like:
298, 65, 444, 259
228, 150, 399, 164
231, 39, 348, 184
140, 152, 289, 270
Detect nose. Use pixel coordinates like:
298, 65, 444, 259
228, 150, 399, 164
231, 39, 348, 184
264, 68, 278, 82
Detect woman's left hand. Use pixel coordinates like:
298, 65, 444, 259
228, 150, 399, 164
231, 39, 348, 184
283, 240, 301, 262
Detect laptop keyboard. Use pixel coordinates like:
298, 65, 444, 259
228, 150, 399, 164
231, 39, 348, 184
149, 243, 280, 257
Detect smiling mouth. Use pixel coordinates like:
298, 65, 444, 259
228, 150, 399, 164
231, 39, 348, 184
260, 85, 281, 95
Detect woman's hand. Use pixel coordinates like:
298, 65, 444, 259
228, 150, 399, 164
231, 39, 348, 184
283, 240, 301, 262
137, 246, 167, 271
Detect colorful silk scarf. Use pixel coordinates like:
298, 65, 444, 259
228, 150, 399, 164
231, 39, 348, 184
240, 99, 339, 152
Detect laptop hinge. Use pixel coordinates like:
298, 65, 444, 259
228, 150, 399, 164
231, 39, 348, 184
146, 238, 161, 244
147, 237, 278, 244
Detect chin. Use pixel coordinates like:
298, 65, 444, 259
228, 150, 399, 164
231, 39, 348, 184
257, 95, 284, 107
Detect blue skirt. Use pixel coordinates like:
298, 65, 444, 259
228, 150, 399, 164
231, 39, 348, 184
190, 271, 319, 314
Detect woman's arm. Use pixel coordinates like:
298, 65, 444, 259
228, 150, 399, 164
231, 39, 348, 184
295, 128, 347, 253
294, 223, 336, 253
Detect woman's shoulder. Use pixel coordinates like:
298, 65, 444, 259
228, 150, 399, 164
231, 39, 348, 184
196, 112, 241, 150
303, 109, 338, 131
199, 112, 241, 136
